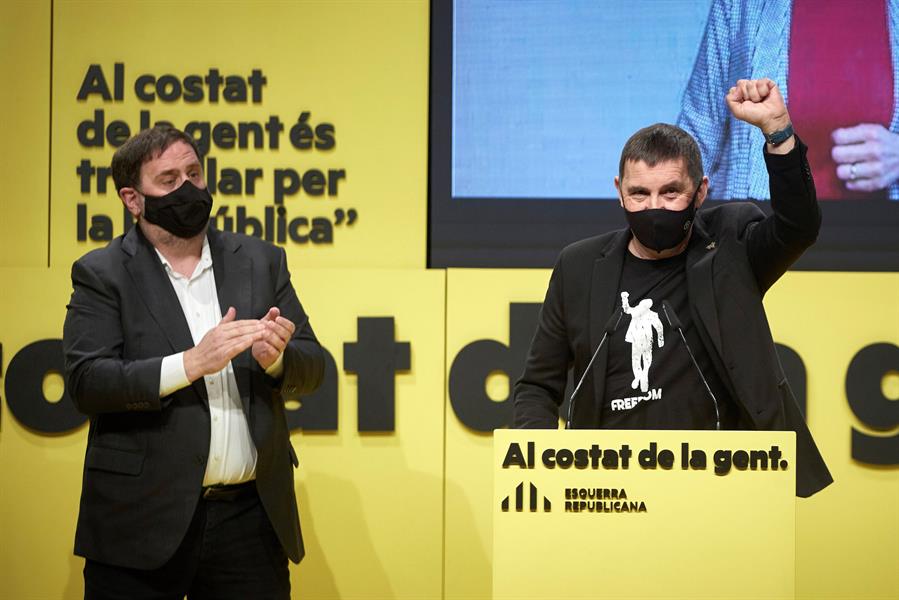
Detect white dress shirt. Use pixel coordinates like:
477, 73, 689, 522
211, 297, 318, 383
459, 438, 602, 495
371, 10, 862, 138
155, 237, 282, 487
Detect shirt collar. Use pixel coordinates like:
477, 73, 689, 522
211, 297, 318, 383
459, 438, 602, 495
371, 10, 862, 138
155, 236, 213, 280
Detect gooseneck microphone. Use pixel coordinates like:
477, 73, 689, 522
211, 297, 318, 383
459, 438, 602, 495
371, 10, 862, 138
660, 300, 721, 430
566, 308, 623, 429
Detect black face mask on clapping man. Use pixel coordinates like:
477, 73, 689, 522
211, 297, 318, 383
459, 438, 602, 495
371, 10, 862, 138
141, 180, 213, 239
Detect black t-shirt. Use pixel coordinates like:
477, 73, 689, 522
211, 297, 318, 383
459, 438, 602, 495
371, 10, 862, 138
600, 246, 737, 429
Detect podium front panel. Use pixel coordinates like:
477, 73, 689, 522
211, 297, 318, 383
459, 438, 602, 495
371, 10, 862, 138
493, 430, 796, 600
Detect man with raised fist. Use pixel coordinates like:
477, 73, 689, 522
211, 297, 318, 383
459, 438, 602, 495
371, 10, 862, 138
514, 79, 832, 498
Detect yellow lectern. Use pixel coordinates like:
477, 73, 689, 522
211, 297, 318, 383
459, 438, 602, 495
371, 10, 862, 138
493, 430, 796, 600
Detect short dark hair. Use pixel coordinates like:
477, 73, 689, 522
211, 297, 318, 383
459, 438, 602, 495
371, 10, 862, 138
111, 124, 202, 192
618, 123, 703, 188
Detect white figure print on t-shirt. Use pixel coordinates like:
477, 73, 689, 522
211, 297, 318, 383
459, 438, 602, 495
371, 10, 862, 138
620, 291, 664, 393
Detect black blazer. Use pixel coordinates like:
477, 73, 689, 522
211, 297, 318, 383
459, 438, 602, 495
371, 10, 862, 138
513, 138, 833, 498
63, 225, 324, 569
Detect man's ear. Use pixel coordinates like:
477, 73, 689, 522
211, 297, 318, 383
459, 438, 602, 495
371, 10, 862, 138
695, 176, 710, 209
119, 187, 143, 219
614, 175, 624, 208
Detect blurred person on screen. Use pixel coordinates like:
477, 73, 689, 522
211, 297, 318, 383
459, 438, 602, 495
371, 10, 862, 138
513, 79, 832, 498
678, 0, 899, 200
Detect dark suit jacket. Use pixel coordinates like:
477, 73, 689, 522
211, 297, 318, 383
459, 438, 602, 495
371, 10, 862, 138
513, 138, 833, 498
63, 225, 324, 569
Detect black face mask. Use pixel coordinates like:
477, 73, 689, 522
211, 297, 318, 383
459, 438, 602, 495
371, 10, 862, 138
623, 186, 700, 252
141, 180, 213, 239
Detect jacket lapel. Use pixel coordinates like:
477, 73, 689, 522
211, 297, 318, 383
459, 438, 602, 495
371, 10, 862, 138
208, 227, 253, 412
589, 231, 630, 420
123, 226, 209, 403
123, 227, 195, 354
685, 219, 724, 358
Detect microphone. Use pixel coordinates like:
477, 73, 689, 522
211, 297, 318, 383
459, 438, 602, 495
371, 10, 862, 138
660, 300, 721, 430
566, 308, 623, 429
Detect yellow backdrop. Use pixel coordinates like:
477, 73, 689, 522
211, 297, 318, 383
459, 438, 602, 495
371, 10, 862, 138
46, 0, 428, 269
0, 1, 896, 599
444, 269, 899, 600
1, 269, 896, 599
0, 268, 447, 599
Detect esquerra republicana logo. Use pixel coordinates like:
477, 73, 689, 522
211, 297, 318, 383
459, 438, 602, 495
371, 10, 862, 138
501, 482, 551, 512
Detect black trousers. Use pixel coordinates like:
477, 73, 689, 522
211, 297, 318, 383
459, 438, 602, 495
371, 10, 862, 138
83, 485, 290, 600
